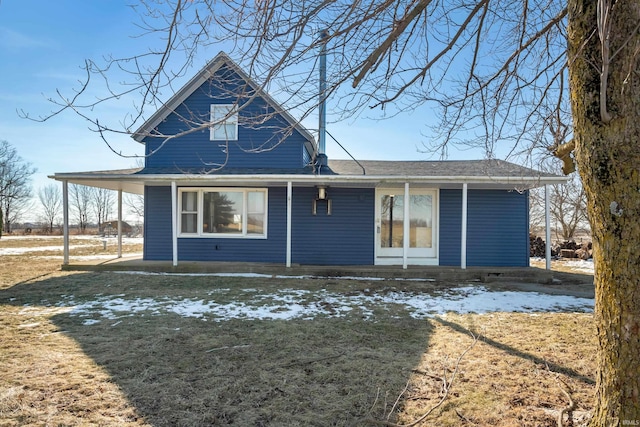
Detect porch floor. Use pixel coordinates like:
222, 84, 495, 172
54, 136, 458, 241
60, 254, 591, 288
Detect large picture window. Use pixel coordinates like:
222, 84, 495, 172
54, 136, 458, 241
210, 104, 238, 140
179, 188, 267, 238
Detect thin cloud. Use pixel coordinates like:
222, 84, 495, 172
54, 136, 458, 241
0, 26, 54, 50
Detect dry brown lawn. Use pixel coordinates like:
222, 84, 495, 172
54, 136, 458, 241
0, 235, 596, 426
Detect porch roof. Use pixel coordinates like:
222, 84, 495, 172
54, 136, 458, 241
49, 159, 566, 194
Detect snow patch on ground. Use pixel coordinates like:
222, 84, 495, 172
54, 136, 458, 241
1, 245, 87, 255
38, 253, 144, 261
531, 257, 595, 274
560, 259, 594, 274
0, 236, 143, 261
0, 236, 144, 259
45, 284, 593, 326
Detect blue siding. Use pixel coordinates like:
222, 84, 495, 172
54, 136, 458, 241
144, 64, 310, 170
302, 145, 312, 166
439, 189, 462, 266
145, 186, 528, 266
143, 185, 374, 265
143, 186, 173, 260
291, 187, 374, 265
144, 186, 287, 262
439, 189, 529, 267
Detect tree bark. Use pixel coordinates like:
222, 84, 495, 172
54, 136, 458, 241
568, 0, 640, 425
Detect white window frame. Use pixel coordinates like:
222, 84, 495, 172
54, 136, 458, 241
210, 104, 238, 141
178, 188, 268, 239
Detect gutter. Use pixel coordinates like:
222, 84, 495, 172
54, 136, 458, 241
50, 172, 567, 187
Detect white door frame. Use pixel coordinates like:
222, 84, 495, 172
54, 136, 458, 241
374, 187, 439, 266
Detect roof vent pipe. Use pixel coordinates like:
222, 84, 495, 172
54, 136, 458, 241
317, 29, 329, 167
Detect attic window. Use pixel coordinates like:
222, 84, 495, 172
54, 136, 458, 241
210, 104, 238, 141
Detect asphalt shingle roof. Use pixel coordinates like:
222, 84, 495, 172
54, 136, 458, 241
325, 159, 558, 178
130, 159, 556, 178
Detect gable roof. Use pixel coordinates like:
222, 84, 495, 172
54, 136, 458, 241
132, 51, 317, 156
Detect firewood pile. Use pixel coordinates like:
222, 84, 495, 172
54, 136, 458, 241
555, 240, 593, 260
529, 234, 593, 259
530, 234, 550, 257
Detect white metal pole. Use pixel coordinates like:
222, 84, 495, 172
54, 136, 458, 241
171, 181, 178, 267
461, 183, 468, 269
117, 189, 123, 258
545, 184, 551, 270
286, 182, 292, 267
403, 182, 410, 269
62, 180, 69, 266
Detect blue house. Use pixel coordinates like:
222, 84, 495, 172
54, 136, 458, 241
52, 52, 564, 269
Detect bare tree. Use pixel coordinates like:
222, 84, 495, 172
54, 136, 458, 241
30, 0, 640, 423
124, 193, 144, 219
0, 140, 36, 237
124, 159, 144, 222
530, 166, 589, 241
550, 173, 588, 240
70, 184, 92, 233
38, 184, 62, 234
91, 188, 114, 233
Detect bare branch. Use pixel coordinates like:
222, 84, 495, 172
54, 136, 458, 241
363, 332, 479, 427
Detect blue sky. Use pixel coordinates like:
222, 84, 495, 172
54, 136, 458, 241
0, 1, 484, 211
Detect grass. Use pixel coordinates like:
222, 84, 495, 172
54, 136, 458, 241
0, 235, 596, 426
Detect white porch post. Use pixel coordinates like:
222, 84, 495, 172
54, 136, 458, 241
545, 184, 551, 270
403, 182, 410, 269
461, 183, 468, 269
286, 182, 292, 268
117, 189, 123, 258
171, 181, 178, 267
62, 180, 69, 265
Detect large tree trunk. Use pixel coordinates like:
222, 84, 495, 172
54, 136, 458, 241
568, 0, 640, 425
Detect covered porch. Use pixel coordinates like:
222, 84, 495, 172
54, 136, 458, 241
50, 162, 565, 270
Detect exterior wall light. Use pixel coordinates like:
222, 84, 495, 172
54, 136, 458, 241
313, 186, 332, 215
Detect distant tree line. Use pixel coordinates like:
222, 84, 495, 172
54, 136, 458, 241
0, 139, 144, 237
37, 183, 144, 234
0, 140, 36, 237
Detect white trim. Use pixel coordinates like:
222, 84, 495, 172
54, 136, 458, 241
376, 257, 440, 266
68, 173, 565, 185
403, 182, 410, 269
545, 184, 551, 270
117, 189, 123, 258
375, 188, 439, 266
62, 180, 69, 265
177, 187, 268, 238
210, 104, 238, 141
171, 181, 178, 267
286, 182, 292, 268
461, 183, 468, 269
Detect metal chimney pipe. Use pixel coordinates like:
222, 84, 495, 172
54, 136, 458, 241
318, 29, 329, 161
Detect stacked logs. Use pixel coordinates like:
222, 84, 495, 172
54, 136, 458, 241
530, 234, 549, 257
529, 234, 593, 259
